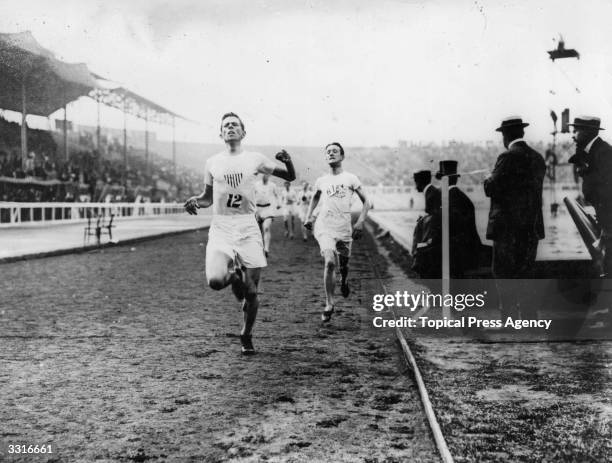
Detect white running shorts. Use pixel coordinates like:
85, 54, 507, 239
206, 214, 267, 269
314, 216, 353, 258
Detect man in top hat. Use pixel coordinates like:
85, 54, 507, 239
436, 160, 482, 277
484, 117, 546, 316
411, 170, 442, 278
413, 170, 441, 215
569, 116, 612, 276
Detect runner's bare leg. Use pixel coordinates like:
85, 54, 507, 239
206, 249, 239, 290
242, 267, 261, 336
262, 217, 272, 254
289, 215, 295, 238
339, 255, 349, 286
323, 250, 336, 310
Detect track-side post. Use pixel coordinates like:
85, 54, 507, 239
441, 175, 451, 318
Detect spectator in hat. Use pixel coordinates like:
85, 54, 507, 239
484, 117, 546, 317
24, 151, 36, 177
413, 170, 441, 215
411, 170, 442, 278
569, 116, 612, 276
436, 160, 482, 277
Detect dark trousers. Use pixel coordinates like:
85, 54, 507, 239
603, 236, 612, 277
492, 232, 539, 318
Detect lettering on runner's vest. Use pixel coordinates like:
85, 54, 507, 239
224, 172, 243, 189
326, 184, 347, 198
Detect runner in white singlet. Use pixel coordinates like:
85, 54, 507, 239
253, 174, 279, 256
304, 142, 370, 322
298, 182, 313, 241
280, 181, 298, 239
184, 112, 296, 354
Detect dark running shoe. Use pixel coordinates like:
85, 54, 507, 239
231, 266, 246, 301
240, 334, 256, 355
341, 281, 350, 298
321, 306, 334, 323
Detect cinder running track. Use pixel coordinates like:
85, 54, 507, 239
0, 222, 439, 462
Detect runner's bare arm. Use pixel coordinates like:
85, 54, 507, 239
303, 190, 321, 230
184, 184, 213, 215
352, 186, 371, 239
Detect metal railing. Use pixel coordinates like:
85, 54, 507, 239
0, 202, 185, 227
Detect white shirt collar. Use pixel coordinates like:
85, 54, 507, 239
423, 183, 432, 194
585, 135, 600, 154
508, 138, 525, 149
449, 185, 458, 190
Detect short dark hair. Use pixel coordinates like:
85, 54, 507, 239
325, 142, 344, 157
220, 112, 245, 131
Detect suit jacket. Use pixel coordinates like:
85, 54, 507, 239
449, 186, 482, 273
424, 184, 441, 215
411, 185, 443, 278
484, 141, 546, 241
580, 138, 612, 235
411, 213, 441, 278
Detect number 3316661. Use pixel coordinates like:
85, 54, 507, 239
8, 444, 53, 453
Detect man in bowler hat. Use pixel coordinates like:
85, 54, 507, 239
569, 116, 612, 276
411, 170, 442, 278
484, 117, 546, 316
436, 160, 482, 277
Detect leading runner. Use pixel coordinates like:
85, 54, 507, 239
184, 112, 296, 354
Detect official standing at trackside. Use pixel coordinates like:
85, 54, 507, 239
568, 116, 612, 277
484, 116, 546, 317
435, 160, 482, 277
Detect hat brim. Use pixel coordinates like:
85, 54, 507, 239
495, 122, 530, 132
567, 123, 605, 130
435, 172, 460, 179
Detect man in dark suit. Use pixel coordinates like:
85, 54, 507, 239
568, 116, 612, 277
484, 117, 546, 316
436, 160, 482, 277
413, 170, 441, 214
412, 170, 441, 278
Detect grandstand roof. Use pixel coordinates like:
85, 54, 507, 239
0, 31, 98, 116
91, 74, 187, 125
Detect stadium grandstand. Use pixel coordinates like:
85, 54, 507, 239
0, 31, 202, 204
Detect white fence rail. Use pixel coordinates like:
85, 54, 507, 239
0, 183, 581, 227
0, 202, 185, 228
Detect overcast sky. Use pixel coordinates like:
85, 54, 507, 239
1, 0, 611, 146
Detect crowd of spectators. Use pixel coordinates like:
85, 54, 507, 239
346, 139, 578, 186
0, 116, 204, 203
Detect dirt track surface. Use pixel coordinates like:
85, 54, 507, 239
373, 223, 612, 463
0, 223, 439, 462
413, 339, 612, 463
